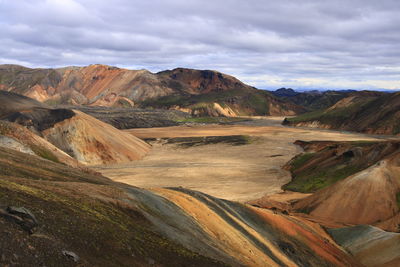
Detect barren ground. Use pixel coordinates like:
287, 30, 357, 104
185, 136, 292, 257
94, 117, 384, 202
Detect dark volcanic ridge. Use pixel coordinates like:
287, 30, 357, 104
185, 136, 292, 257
284, 91, 400, 135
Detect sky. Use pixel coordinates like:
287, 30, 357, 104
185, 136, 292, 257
0, 0, 399, 90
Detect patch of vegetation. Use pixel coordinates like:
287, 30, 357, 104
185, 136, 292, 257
176, 117, 250, 124
43, 98, 62, 106
290, 153, 315, 171
284, 165, 364, 193
141, 88, 273, 116
285, 161, 365, 193
393, 122, 400, 135
286, 96, 382, 131
0, 147, 104, 184
396, 192, 400, 209
164, 135, 252, 147
286, 110, 326, 123
29, 144, 60, 163
282, 145, 371, 193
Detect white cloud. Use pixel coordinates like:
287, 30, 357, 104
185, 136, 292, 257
0, 0, 399, 90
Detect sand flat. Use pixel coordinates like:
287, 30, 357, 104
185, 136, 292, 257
95, 117, 385, 202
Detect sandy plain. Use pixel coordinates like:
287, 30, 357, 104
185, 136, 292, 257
94, 117, 385, 202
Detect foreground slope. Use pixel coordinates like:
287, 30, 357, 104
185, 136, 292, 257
0, 146, 360, 266
1, 91, 150, 165
0, 147, 225, 267
283, 91, 400, 135
329, 225, 400, 267
0, 64, 305, 116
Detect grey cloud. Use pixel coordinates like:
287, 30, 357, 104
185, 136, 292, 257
0, 0, 399, 89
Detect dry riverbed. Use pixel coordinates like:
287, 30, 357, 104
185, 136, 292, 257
94, 117, 382, 202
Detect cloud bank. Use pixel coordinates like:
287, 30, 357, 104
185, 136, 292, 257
0, 0, 399, 90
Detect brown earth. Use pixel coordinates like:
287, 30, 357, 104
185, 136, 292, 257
251, 139, 400, 232
42, 110, 150, 165
1, 91, 150, 165
329, 225, 400, 267
0, 120, 80, 168
293, 154, 400, 227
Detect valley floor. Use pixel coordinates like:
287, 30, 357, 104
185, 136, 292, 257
94, 117, 385, 202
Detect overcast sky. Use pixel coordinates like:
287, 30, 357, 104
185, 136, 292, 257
1, 0, 399, 90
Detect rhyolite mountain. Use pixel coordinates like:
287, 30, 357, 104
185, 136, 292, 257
0, 64, 305, 117
283, 91, 400, 135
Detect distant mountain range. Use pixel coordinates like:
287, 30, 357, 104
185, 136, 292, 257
283, 90, 400, 135
0, 64, 304, 117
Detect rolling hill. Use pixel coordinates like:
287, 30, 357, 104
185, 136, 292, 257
270, 88, 356, 111
0, 91, 150, 165
328, 225, 400, 267
267, 139, 400, 233
283, 91, 400, 135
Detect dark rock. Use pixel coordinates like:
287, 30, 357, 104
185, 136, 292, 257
4, 108, 75, 132
0, 206, 38, 234
62, 250, 79, 262
6, 206, 38, 224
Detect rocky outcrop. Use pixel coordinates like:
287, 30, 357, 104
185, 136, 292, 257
0, 120, 80, 167
0, 206, 38, 234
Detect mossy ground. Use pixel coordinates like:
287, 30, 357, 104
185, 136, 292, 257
146, 135, 253, 148
396, 192, 400, 209
141, 88, 273, 115
282, 141, 391, 193
176, 116, 250, 124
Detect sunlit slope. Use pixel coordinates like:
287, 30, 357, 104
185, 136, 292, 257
293, 151, 400, 230
1, 91, 150, 165
0, 64, 305, 116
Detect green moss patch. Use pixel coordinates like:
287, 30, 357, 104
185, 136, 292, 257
176, 117, 250, 124
29, 144, 60, 163
282, 140, 395, 193
150, 135, 253, 148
